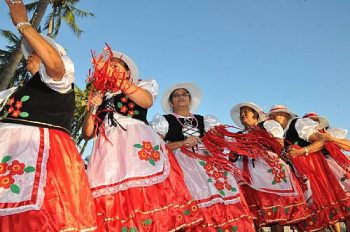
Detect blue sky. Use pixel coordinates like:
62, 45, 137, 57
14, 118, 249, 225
1, 0, 349, 152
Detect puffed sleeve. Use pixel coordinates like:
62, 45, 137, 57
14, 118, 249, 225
150, 113, 169, 136
39, 55, 74, 93
327, 127, 348, 139
263, 120, 284, 139
137, 79, 159, 101
0, 87, 18, 111
204, 114, 222, 132
295, 118, 319, 142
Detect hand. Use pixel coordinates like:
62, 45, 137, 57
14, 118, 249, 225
288, 147, 306, 157
319, 132, 334, 142
183, 136, 200, 147
88, 92, 103, 113
5, 0, 29, 26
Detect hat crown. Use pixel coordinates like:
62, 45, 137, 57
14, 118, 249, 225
269, 104, 288, 113
303, 112, 319, 118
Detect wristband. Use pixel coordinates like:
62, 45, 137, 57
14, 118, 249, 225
304, 147, 309, 156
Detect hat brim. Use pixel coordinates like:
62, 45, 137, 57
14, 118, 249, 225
267, 109, 297, 120
161, 83, 202, 114
21, 34, 64, 59
100, 50, 139, 84
230, 102, 266, 129
310, 116, 329, 129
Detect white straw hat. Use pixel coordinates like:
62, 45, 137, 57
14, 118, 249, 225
267, 104, 297, 119
161, 82, 202, 114
230, 102, 266, 128
303, 112, 329, 129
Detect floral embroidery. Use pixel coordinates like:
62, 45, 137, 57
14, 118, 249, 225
200, 161, 237, 196
117, 96, 139, 118
1, 95, 30, 119
134, 141, 161, 166
0, 154, 35, 194
121, 227, 138, 232
216, 225, 238, 232
266, 154, 288, 185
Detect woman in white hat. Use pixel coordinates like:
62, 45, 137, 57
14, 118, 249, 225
268, 105, 350, 232
83, 54, 202, 231
0, 1, 97, 231
151, 83, 255, 231
227, 102, 310, 231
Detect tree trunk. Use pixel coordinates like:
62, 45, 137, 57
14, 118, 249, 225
0, 0, 50, 91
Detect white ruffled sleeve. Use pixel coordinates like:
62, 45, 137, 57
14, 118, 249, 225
39, 55, 75, 93
295, 118, 319, 142
0, 87, 18, 111
149, 113, 169, 136
263, 120, 284, 139
137, 79, 159, 101
204, 114, 221, 132
327, 127, 348, 139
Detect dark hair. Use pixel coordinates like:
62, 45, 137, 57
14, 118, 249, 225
169, 88, 191, 103
111, 57, 129, 71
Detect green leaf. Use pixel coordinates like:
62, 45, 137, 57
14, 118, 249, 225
143, 219, 152, 225
216, 229, 223, 232
149, 159, 155, 166
231, 226, 238, 232
207, 178, 212, 182
199, 161, 206, 166
134, 110, 139, 115
223, 171, 228, 176
117, 102, 123, 108
121, 227, 128, 232
133, 144, 142, 148
24, 166, 35, 173
1, 155, 11, 163
283, 178, 288, 183
219, 190, 226, 196
20, 112, 29, 118
231, 187, 237, 192
20, 95, 30, 102
285, 208, 289, 214
272, 207, 278, 213
183, 209, 190, 215
129, 228, 137, 232
272, 180, 276, 185
10, 184, 20, 194
2, 112, 9, 118
153, 145, 160, 151
267, 169, 272, 173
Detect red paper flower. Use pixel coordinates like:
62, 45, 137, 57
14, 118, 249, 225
0, 174, 14, 189
0, 163, 8, 175
8, 160, 25, 175
138, 149, 149, 161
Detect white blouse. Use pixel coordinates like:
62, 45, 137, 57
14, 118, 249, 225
295, 118, 319, 142
326, 127, 348, 139
39, 55, 75, 93
150, 113, 221, 137
263, 119, 284, 139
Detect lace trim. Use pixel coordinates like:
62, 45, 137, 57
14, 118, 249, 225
202, 214, 253, 228
92, 152, 170, 198
0, 118, 70, 134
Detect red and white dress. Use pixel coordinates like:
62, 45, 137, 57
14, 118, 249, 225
151, 113, 255, 231
230, 120, 310, 227
283, 118, 350, 231
87, 81, 203, 232
0, 57, 97, 231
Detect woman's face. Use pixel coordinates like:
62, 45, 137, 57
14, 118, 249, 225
109, 58, 130, 80
170, 88, 191, 111
26, 53, 41, 74
240, 106, 258, 128
271, 112, 290, 129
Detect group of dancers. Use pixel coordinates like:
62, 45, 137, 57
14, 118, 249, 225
1, 1, 350, 231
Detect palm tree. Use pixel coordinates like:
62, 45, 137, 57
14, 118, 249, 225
0, 0, 94, 90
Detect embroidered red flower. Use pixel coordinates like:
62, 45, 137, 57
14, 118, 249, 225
8, 160, 25, 175
279, 171, 286, 179
8, 106, 14, 114
142, 141, 153, 152
272, 169, 278, 174
120, 106, 128, 113
128, 102, 135, 109
7, 97, 15, 106
0, 174, 14, 189
225, 183, 232, 190
151, 151, 160, 161
214, 181, 225, 191
121, 97, 128, 103
12, 110, 20, 118
0, 163, 8, 175
128, 110, 135, 116
138, 149, 149, 160
15, 101, 22, 109
204, 163, 214, 172
274, 176, 281, 183
212, 170, 223, 180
